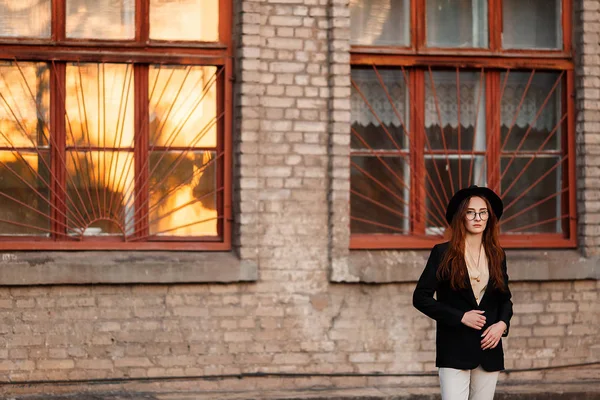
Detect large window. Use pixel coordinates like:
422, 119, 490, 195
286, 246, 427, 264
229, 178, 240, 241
349, 0, 575, 249
0, 0, 231, 250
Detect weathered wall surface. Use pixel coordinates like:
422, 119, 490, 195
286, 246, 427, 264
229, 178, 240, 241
0, 281, 597, 384
0, 0, 597, 393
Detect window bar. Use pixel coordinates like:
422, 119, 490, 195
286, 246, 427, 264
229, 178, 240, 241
504, 214, 570, 233
351, 80, 404, 151
121, 114, 223, 235
0, 67, 81, 231
131, 216, 223, 240
494, 71, 565, 191
498, 70, 535, 152
351, 128, 447, 228
467, 68, 485, 186
70, 62, 100, 222
352, 67, 451, 229
53, 61, 107, 231
9, 61, 89, 233
105, 64, 134, 222
119, 64, 174, 214
127, 152, 224, 237
144, 187, 224, 232
0, 167, 72, 235
501, 113, 567, 198
120, 67, 222, 217
350, 216, 409, 234
500, 187, 569, 227
476, 70, 509, 187
372, 66, 410, 145
427, 66, 454, 200
414, 71, 452, 218
351, 189, 411, 221
502, 154, 568, 212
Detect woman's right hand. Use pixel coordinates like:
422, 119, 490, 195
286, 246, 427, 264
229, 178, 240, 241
461, 310, 486, 330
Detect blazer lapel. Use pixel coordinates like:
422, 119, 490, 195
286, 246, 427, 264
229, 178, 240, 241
459, 273, 479, 307
478, 281, 494, 307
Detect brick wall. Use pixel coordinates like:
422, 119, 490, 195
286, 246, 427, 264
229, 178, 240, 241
0, 281, 597, 386
0, 0, 597, 393
575, 0, 600, 257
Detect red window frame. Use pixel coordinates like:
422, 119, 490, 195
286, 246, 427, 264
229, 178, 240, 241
350, 0, 576, 250
0, 0, 233, 251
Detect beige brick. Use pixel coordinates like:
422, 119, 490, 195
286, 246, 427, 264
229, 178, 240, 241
546, 302, 578, 313
533, 326, 566, 337
76, 359, 114, 370
114, 358, 153, 368
273, 353, 311, 364
38, 360, 75, 370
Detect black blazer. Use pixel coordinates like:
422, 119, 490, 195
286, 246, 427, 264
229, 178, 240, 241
412, 242, 513, 372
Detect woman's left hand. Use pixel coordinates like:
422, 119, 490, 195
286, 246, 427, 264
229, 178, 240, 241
481, 321, 507, 350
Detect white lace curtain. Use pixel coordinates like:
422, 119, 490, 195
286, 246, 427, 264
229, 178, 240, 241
351, 70, 559, 131
351, 69, 408, 127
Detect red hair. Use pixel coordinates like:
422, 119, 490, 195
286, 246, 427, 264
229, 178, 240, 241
437, 196, 506, 291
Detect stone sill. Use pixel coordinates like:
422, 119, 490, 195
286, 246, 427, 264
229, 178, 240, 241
0, 251, 257, 285
338, 249, 600, 283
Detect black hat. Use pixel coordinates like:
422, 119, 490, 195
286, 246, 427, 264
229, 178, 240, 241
445, 185, 503, 224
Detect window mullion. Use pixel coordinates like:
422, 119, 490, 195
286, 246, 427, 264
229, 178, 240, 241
52, 0, 66, 41
488, 0, 501, 51
562, 0, 572, 53
412, 69, 425, 235
415, 0, 426, 51
137, 0, 150, 43
134, 64, 149, 240
51, 62, 67, 239
565, 69, 576, 239
486, 71, 500, 191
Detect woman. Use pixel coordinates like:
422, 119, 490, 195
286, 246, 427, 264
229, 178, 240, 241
413, 185, 513, 400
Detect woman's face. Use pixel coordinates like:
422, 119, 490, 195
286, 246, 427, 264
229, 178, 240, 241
464, 196, 489, 235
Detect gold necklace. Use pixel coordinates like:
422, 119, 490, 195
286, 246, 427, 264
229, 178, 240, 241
466, 246, 482, 283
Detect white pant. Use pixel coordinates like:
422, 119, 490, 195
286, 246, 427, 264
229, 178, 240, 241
439, 366, 500, 400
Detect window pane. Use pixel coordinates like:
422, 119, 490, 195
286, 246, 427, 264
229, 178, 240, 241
66, 151, 134, 236
425, 157, 485, 233
150, 0, 218, 41
503, 0, 561, 49
0, 152, 50, 236
65, 63, 134, 148
425, 71, 486, 151
500, 157, 563, 234
66, 0, 135, 40
149, 65, 218, 148
149, 151, 218, 236
0, 62, 50, 148
351, 156, 409, 234
351, 69, 409, 150
350, 0, 410, 46
426, 0, 487, 48
501, 72, 562, 151
0, 0, 51, 38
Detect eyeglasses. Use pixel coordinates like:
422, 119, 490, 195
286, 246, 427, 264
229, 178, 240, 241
465, 210, 489, 221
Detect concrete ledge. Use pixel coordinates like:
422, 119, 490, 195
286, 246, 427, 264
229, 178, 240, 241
337, 249, 600, 283
0, 252, 257, 285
